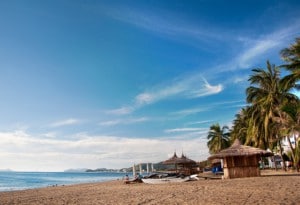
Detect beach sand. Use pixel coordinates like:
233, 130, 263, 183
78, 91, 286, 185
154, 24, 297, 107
1, 171, 299, 205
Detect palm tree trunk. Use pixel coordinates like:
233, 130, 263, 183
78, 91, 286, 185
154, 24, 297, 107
278, 137, 287, 171
286, 135, 297, 170
273, 155, 278, 171
294, 136, 300, 172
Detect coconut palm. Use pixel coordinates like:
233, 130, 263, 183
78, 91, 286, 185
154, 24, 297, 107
244, 61, 298, 171
281, 37, 300, 89
231, 106, 252, 145
207, 123, 230, 154
228, 40, 300, 171
278, 103, 300, 171
246, 61, 283, 149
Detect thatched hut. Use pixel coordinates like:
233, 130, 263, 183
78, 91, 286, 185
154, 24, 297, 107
163, 152, 197, 175
208, 139, 273, 179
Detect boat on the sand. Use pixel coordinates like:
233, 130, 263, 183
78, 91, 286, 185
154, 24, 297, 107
141, 174, 198, 184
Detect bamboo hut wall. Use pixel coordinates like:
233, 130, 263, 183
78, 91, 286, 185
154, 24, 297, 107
223, 155, 260, 179
224, 166, 260, 179
224, 156, 259, 168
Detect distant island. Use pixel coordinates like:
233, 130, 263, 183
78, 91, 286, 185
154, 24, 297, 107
0, 169, 13, 172
64, 162, 172, 173
86, 168, 122, 172
64, 168, 128, 173
64, 168, 89, 172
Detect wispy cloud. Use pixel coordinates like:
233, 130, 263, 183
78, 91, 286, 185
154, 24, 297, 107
106, 107, 133, 115
50, 118, 81, 127
99, 117, 148, 126
237, 39, 280, 68
101, 5, 226, 44
171, 100, 244, 117
108, 76, 222, 115
164, 127, 206, 133
186, 120, 214, 125
218, 22, 300, 72
171, 107, 209, 117
186, 77, 222, 98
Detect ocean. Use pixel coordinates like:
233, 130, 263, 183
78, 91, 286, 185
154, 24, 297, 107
0, 171, 129, 192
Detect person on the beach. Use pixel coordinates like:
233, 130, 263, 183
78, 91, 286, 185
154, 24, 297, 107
124, 175, 129, 184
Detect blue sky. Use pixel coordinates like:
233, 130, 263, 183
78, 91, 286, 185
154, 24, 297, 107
0, 0, 300, 171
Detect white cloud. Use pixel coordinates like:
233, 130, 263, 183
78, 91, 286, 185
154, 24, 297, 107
186, 120, 214, 125
187, 77, 223, 98
42, 132, 57, 138
0, 130, 209, 171
171, 107, 210, 116
164, 127, 206, 133
99, 117, 148, 126
221, 22, 300, 72
237, 39, 280, 69
135, 93, 156, 105
171, 100, 244, 117
106, 106, 133, 115
50, 118, 81, 127
108, 75, 223, 115
102, 5, 226, 43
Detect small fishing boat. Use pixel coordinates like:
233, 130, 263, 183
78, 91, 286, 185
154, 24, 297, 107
141, 175, 198, 184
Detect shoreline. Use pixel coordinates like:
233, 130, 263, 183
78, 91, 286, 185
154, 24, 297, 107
1, 170, 299, 205
0, 171, 126, 192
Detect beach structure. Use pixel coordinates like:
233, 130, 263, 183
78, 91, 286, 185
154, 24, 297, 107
208, 139, 273, 179
210, 158, 223, 174
163, 152, 197, 175
132, 163, 154, 177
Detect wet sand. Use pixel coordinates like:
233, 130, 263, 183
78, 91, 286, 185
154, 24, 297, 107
1, 171, 299, 205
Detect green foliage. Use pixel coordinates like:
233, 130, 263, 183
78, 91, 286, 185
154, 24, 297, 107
210, 37, 300, 171
207, 123, 230, 154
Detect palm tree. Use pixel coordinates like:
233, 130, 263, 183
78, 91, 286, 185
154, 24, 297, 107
246, 61, 282, 149
207, 123, 230, 154
278, 102, 300, 171
245, 61, 298, 171
231, 106, 251, 145
280, 38, 300, 171
281, 37, 300, 89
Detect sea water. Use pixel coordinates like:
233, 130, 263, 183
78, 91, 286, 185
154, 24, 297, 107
0, 171, 128, 191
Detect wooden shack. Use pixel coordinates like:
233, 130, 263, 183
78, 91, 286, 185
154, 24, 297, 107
208, 139, 273, 179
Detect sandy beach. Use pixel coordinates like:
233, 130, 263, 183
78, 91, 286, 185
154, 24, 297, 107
1, 171, 299, 205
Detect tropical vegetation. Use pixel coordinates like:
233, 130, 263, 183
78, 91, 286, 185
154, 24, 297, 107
207, 123, 230, 154
207, 37, 300, 171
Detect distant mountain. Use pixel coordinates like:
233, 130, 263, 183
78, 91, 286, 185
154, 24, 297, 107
64, 168, 88, 172
0, 169, 13, 172
63, 163, 171, 173
85, 168, 120, 172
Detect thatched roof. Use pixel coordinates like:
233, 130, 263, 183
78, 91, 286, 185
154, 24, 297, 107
179, 153, 196, 164
208, 139, 273, 160
163, 152, 180, 164
163, 152, 196, 165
